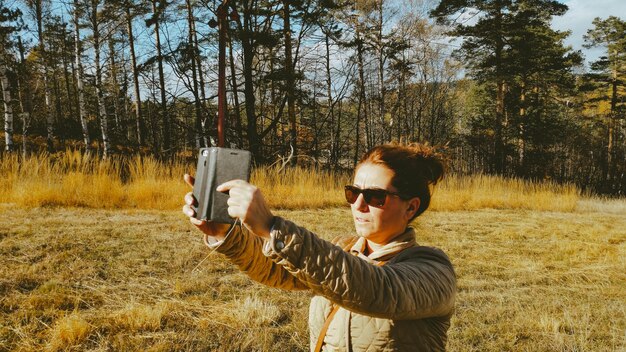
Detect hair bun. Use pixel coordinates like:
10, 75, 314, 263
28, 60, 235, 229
406, 143, 446, 185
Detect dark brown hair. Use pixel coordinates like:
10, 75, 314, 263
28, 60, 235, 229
357, 142, 446, 219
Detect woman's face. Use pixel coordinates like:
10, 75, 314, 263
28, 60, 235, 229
350, 163, 419, 244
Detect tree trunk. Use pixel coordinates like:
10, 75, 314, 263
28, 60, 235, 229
148, 80, 159, 155
518, 80, 526, 170
108, 38, 122, 131
34, 0, 55, 152
125, 4, 143, 146
241, 6, 261, 161
607, 52, 618, 180
335, 98, 342, 170
61, 27, 75, 123
324, 31, 337, 169
191, 12, 208, 143
92, 0, 111, 158
354, 22, 366, 167
312, 70, 319, 162
152, 0, 170, 159
121, 58, 132, 142
283, 0, 297, 165
74, 0, 91, 150
52, 70, 63, 140
399, 65, 407, 141
0, 66, 14, 152
228, 34, 244, 147
376, 0, 385, 144
17, 37, 32, 157
148, 69, 160, 154
186, 0, 204, 149
494, 6, 505, 174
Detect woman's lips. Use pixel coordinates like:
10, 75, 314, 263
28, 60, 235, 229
355, 217, 369, 223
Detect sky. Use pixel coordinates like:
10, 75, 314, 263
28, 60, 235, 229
553, 0, 626, 67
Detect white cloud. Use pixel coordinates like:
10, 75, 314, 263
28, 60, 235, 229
552, 0, 626, 66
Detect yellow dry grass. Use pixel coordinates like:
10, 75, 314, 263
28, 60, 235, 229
1, 150, 583, 212
0, 205, 623, 351
0, 151, 622, 350
48, 313, 91, 351
111, 302, 170, 332
252, 165, 350, 209
432, 174, 581, 212
0, 150, 189, 210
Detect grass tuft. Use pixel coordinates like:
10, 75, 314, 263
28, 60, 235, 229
233, 296, 283, 327
48, 313, 91, 351
111, 302, 170, 332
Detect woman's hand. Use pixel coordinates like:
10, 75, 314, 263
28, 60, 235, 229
217, 180, 274, 239
182, 174, 232, 241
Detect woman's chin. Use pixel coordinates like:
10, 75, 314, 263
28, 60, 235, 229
354, 224, 373, 238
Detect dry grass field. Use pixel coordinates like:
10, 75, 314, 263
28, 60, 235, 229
0, 151, 624, 351
0, 200, 624, 351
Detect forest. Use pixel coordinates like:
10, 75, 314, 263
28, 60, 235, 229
1, 0, 625, 195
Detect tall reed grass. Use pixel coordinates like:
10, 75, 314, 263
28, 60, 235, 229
0, 150, 187, 209
0, 150, 582, 211
252, 165, 350, 208
431, 174, 581, 212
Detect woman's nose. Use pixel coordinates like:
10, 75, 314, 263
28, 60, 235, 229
354, 193, 369, 212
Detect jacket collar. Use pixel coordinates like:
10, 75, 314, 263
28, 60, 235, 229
349, 227, 417, 263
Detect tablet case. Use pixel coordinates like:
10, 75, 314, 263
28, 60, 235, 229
192, 147, 252, 224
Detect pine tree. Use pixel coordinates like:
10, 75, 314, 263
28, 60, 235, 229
507, 0, 582, 173
431, 0, 580, 175
583, 16, 626, 182
431, 0, 517, 174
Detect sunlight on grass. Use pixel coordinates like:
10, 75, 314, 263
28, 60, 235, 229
233, 296, 283, 327
252, 165, 350, 209
111, 302, 170, 332
0, 150, 584, 211
431, 174, 580, 212
1, 207, 623, 351
48, 313, 91, 351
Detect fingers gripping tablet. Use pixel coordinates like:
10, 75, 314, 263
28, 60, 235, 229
192, 147, 252, 224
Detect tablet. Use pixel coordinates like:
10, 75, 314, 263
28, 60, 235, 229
192, 147, 252, 224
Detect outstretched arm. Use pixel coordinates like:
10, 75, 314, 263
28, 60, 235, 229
264, 217, 456, 320
182, 174, 306, 290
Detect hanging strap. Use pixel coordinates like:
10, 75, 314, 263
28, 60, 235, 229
314, 238, 386, 352
314, 304, 342, 352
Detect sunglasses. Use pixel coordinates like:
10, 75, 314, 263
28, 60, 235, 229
344, 185, 401, 208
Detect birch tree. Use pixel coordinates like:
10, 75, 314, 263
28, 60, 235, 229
1, 1, 23, 153
86, 0, 111, 158
16, 36, 33, 157
0, 66, 14, 151
73, 0, 91, 149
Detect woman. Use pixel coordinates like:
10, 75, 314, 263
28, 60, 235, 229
182, 143, 456, 352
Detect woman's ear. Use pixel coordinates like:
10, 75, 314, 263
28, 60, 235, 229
405, 197, 420, 220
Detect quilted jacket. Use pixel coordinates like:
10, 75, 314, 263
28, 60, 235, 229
210, 216, 457, 351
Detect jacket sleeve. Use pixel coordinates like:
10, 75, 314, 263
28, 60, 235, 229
212, 223, 308, 291
263, 217, 457, 320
